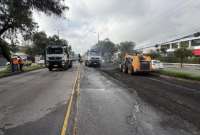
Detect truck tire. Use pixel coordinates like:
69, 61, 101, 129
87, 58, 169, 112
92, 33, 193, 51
128, 66, 133, 75
122, 65, 127, 73
48, 67, 52, 71
120, 64, 123, 72
69, 61, 72, 68
63, 65, 68, 70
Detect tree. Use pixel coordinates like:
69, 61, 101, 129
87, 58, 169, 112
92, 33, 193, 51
9, 39, 20, 53
94, 38, 117, 62
26, 32, 70, 56
0, 39, 11, 61
146, 50, 161, 59
118, 41, 135, 61
0, 0, 68, 38
174, 47, 192, 68
118, 41, 135, 53
160, 47, 167, 55
32, 31, 48, 55
24, 45, 34, 56
48, 35, 68, 46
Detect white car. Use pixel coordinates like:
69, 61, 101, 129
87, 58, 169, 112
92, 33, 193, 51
151, 60, 164, 70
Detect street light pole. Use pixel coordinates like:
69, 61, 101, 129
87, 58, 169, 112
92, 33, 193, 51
98, 32, 100, 44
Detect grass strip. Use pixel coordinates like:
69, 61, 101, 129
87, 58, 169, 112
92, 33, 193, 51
0, 64, 44, 78
159, 69, 200, 81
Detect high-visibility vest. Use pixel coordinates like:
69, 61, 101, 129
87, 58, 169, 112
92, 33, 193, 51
13, 58, 18, 64
18, 58, 23, 64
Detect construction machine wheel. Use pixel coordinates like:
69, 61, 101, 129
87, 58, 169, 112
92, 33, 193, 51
122, 65, 127, 73
128, 66, 133, 75
120, 64, 123, 72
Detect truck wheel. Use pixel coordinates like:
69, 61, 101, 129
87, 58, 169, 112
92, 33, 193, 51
122, 65, 127, 73
64, 65, 68, 70
48, 67, 52, 71
69, 62, 72, 68
128, 66, 133, 75
120, 64, 123, 72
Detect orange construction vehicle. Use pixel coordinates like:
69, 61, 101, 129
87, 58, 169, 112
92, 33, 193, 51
120, 53, 152, 74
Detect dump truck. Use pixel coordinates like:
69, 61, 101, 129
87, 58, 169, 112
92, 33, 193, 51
45, 45, 72, 71
120, 53, 152, 74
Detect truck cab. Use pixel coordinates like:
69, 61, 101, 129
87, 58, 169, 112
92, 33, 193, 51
85, 50, 101, 67
45, 45, 72, 71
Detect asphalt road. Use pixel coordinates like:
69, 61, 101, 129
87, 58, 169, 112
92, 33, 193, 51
0, 66, 78, 135
77, 66, 200, 135
1, 63, 200, 135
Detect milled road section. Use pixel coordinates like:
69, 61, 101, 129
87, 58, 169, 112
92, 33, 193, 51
77, 66, 200, 135
0, 66, 78, 135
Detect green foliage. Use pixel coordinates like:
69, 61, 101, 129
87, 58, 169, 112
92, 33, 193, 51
159, 70, 200, 81
24, 31, 71, 56
174, 47, 192, 67
0, 0, 68, 38
0, 64, 44, 78
48, 35, 68, 46
118, 41, 135, 53
93, 38, 117, 62
24, 45, 34, 56
117, 41, 135, 62
180, 41, 189, 48
0, 39, 11, 61
160, 47, 167, 54
146, 50, 161, 59
32, 31, 48, 55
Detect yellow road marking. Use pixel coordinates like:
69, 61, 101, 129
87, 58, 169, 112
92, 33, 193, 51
73, 71, 81, 135
60, 65, 80, 135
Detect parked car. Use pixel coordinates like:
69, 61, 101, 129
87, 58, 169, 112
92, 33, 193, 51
151, 60, 164, 70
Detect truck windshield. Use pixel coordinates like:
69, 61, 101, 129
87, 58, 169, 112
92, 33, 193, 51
89, 51, 100, 56
47, 48, 63, 54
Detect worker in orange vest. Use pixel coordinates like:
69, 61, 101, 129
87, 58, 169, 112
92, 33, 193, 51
11, 57, 18, 72
10, 57, 15, 72
18, 56, 24, 72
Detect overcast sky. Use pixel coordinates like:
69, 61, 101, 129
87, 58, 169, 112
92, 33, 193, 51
33, 0, 200, 53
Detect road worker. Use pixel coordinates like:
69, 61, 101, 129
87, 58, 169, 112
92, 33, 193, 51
10, 57, 15, 72
18, 56, 24, 72
11, 56, 18, 72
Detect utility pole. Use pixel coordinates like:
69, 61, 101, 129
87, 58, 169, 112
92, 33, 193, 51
57, 30, 60, 39
98, 32, 100, 44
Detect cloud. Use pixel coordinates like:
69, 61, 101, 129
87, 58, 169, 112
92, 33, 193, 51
33, 0, 200, 53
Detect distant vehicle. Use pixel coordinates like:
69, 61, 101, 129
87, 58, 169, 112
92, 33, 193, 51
120, 53, 152, 74
151, 60, 164, 70
45, 45, 72, 71
85, 50, 101, 67
37, 60, 45, 65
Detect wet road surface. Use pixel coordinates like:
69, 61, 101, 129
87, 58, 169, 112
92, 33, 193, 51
77, 66, 200, 135
0, 66, 78, 135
